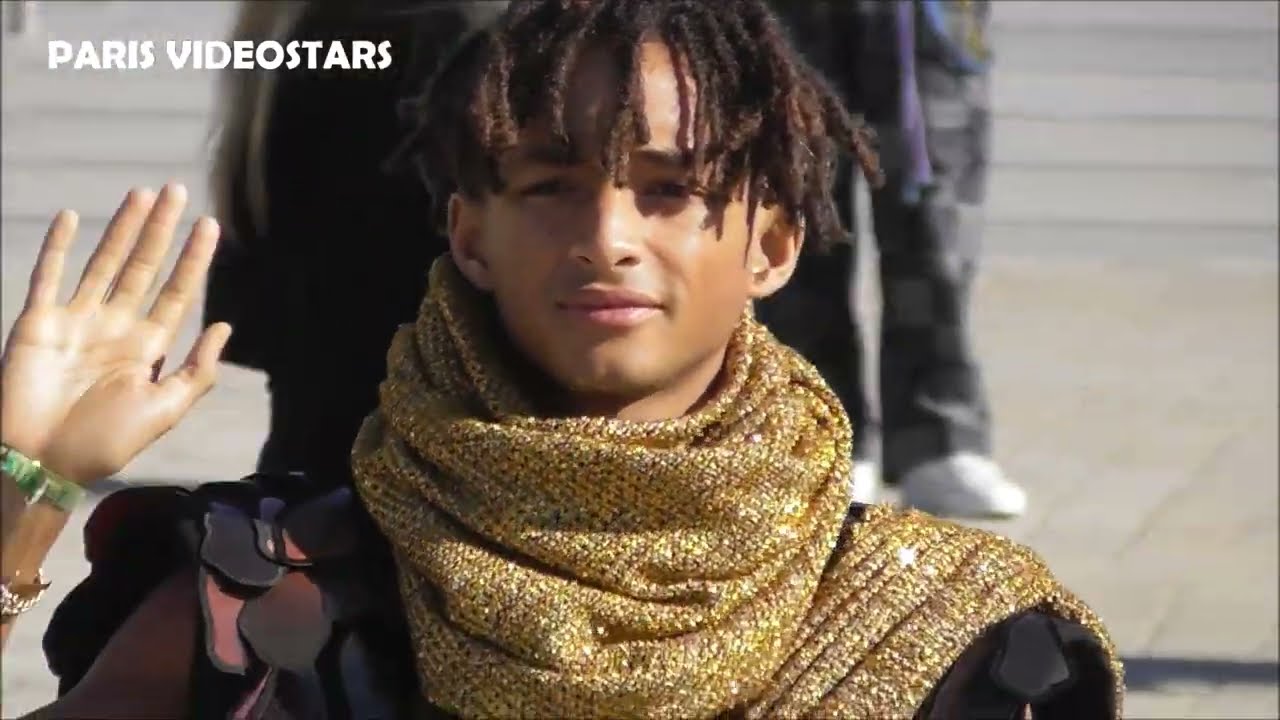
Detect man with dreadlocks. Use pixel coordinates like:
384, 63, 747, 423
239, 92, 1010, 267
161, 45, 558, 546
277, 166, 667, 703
5, 1, 1120, 717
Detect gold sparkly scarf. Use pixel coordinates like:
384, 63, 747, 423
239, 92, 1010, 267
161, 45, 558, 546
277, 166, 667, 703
353, 259, 1124, 719
352, 259, 854, 718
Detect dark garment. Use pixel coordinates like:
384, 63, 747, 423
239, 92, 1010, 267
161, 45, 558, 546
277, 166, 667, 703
203, 2, 506, 488
761, 1, 994, 482
44, 478, 1113, 718
43, 476, 423, 718
866, 63, 994, 482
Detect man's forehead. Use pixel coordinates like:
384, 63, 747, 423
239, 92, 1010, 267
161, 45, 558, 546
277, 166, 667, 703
537, 40, 694, 161
499, 138, 693, 170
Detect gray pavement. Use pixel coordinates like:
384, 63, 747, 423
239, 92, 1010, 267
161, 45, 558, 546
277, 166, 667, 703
2, 2, 1277, 717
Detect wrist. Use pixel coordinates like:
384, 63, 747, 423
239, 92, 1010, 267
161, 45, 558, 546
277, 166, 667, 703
31, 444, 96, 486
0, 435, 91, 486
0, 434, 47, 468
1, 445, 86, 513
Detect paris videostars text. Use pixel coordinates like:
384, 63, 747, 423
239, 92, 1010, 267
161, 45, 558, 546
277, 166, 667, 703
48, 40, 393, 71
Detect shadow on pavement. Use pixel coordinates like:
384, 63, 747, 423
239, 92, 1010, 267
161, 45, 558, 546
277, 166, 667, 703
1122, 656, 1280, 689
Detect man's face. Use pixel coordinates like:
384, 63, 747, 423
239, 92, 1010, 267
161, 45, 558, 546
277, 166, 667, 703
448, 40, 799, 415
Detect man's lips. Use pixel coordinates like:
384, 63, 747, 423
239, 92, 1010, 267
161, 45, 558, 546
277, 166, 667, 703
558, 286, 661, 309
557, 287, 663, 328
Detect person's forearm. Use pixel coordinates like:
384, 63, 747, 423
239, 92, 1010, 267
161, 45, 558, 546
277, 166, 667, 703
1, 469, 28, 539
1, 494, 72, 649
1, 490, 70, 649
1, 447, 80, 651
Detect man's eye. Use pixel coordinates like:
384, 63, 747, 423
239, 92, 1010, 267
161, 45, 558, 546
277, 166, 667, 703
646, 182, 691, 199
521, 179, 572, 196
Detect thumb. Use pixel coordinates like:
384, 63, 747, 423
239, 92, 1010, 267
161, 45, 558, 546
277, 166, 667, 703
152, 322, 233, 424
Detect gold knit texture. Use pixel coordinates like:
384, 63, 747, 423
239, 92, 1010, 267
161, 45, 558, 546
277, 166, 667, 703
353, 259, 1123, 719
752, 504, 1125, 718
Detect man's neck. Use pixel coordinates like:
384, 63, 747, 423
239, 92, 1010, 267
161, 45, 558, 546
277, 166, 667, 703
557, 347, 729, 423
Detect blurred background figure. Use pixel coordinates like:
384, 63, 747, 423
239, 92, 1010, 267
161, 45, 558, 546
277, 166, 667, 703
763, 0, 1028, 519
3, 0, 38, 35
204, 1, 507, 487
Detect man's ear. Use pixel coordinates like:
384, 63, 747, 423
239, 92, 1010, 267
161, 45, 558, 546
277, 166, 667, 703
447, 193, 494, 290
746, 209, 803, 300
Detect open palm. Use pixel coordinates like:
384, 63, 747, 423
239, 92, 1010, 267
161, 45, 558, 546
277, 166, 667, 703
0, 185, 231, 484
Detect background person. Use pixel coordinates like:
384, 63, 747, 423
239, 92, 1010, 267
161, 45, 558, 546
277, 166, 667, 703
204, 0, 508, 487
763, 0, 1027, 518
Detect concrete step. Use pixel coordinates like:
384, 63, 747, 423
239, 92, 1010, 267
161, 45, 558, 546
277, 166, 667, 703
2, 164, 212, 222
2, 113, 214, 166
991, 1, 1278, 33
987, 165, 1277, 228
993, 71, 1276, 122
992, 116, 1277, 171
982, 222, 1278, 261
0, 60, 218, 116
15, 0, 236, 40
992, 25, 1276, 81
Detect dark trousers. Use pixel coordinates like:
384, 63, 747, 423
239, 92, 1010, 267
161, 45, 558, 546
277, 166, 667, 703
759, 65, 994, 484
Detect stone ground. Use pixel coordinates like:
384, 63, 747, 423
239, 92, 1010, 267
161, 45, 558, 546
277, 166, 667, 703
1, 1, 1277, 717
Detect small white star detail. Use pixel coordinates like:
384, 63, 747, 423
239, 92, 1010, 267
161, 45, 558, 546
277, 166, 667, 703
897, 546, 917, 567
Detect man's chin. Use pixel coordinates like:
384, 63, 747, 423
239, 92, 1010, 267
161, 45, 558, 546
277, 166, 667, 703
557, 366, 654, 398
542, 340, 654, 386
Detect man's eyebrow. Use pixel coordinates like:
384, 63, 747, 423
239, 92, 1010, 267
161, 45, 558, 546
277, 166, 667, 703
632, 147, 694, 170
504, 144, 694, 171
507, 143, 581, 166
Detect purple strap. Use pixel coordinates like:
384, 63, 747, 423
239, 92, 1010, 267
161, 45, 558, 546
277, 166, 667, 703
896, 0, 933, 204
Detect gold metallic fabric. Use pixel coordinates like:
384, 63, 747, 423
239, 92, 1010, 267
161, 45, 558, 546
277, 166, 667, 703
353, 259, 1122, 718
750, 504, 1124, 718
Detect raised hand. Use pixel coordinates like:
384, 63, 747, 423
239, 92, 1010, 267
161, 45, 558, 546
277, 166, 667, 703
0, 184, 232, 484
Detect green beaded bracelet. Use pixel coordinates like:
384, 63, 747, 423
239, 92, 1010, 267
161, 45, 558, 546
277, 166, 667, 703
1, 445, 84, 513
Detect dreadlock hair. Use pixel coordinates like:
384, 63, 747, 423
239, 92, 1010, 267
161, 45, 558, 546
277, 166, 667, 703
389, 0, 883, 248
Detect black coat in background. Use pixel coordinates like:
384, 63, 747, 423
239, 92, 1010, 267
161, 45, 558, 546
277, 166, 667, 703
203, 2, 507, 488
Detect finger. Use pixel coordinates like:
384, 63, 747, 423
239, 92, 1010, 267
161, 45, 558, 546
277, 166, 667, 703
108, 183, 189, 312
153, 322, 232, 423
25, 209, 79, 310
69, 187, 155, 308
146, 216, 219, 334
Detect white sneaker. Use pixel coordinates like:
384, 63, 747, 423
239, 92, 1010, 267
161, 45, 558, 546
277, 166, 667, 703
849, 460, 881, 505
900, 452, 1027, 519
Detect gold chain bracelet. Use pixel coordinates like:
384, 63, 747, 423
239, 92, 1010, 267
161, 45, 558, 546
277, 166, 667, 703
1, 569, 51, 621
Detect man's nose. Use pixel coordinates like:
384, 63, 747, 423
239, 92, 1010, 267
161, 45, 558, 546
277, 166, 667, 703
572, 187, 642, 269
